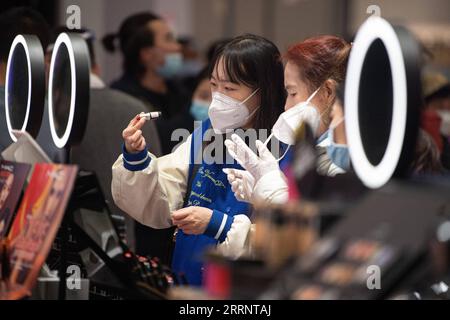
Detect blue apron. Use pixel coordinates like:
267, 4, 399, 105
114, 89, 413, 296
171, 119, 290, 286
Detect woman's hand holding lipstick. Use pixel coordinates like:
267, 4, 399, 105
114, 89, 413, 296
123, 115, 147, 153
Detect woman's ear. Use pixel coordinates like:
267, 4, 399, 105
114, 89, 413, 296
323, 79, 337, 106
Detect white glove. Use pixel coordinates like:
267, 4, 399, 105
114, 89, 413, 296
224, 134, 279, 183
222, 168, 255, 203
223, 168, 289, 204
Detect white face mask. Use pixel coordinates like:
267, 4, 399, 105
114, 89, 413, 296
437, 110, 450, 137
266, 87, 321, 147
208, 89, 259, 134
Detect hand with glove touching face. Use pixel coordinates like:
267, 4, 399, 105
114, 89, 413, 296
224, 134, 289, 204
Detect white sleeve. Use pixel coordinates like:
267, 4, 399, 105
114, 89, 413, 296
216, 214, 253, 259
111, 135, 192, 229
215, 169, 288, 259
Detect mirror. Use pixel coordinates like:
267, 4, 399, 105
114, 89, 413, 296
359, 39, 393, 166
345, 17, 421, 189
5, 35, 45, 143
50, 42, 72, 139
48, 32, 90, 149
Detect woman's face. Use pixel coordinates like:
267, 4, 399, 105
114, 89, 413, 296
143, 20, 181, 70
284, 61, 334, 135
284, 61, 331, 113
210, 58, 260, 126
284, 61, 314, 110
151, 20, 181, 53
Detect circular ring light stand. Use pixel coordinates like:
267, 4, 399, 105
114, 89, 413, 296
345, 17, 422, 189
48, 32, 90, 150
5, 34, 45, 143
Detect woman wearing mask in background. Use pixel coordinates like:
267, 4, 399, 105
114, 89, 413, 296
111, 34, 286, 286
224, 35, 351, 205
157, 67, 212, 148
187, 40, 231, 123
103, 12, 191, 155
189, 68, 212, 122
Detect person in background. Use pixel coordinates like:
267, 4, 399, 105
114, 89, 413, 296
103, 12, 190, 155
157, 67, 212, 139
316, 84, 348, 177
178, 38, 231, 99
188, 67, 212, 122
0, 7, 50, 153
177, 36, 205, 94
183, 38, 231, 124
421, 72, 450, 170
177, 39, 231, 126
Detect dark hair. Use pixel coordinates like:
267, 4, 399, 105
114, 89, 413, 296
102, 12, 160, 77
193, 67, 209, 88
52, 26, 96, 66
208, 34, 285, 130
336, 83, 345, 109
285, 35, 351, 94
0, 7, 50, 62
187, 66, 210, 102
206, 38, 232, 63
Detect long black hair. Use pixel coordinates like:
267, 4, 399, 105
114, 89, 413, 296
102, 12, 160, 78
208, 34, 286, 131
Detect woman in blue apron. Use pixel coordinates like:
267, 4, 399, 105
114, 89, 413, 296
112, 34, 286, 286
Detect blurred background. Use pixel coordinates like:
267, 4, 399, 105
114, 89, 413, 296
2, 0, 449, 83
